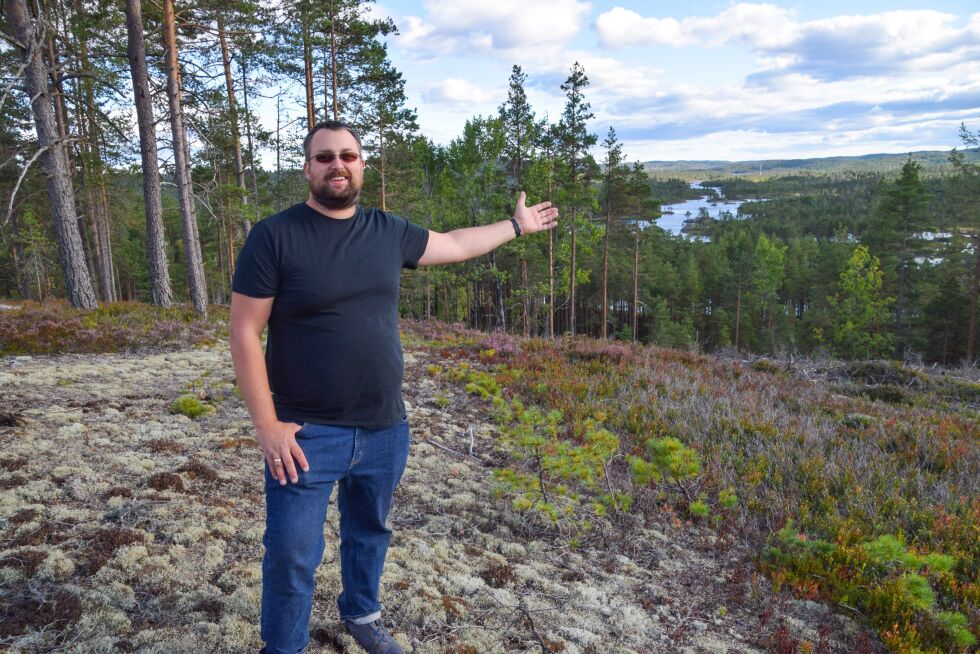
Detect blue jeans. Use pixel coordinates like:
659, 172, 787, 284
259, 419, 410, 654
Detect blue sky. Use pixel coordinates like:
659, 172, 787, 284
353, 0, 980, 162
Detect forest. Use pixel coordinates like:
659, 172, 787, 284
1, 0, 978, 365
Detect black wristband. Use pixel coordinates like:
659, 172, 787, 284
510, 217, 522, 237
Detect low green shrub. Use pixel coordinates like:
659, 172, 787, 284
169, 395, 214, 419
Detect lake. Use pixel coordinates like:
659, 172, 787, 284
657, 182, 757, 236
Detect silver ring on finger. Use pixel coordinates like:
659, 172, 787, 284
273, 458, 283, 464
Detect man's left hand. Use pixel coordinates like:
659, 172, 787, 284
513, 191, 559, 236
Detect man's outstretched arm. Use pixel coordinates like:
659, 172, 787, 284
418, 191, 558, 266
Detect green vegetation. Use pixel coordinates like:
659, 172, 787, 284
0, 300, 226, 354
168, 394, 215, 419
413, 320, 979, 653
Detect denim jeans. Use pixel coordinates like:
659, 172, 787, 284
259, 418, 410, 654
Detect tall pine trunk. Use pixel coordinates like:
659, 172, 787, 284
163, 0, 207, 316
602, 204, 611, 339
217, 16, 246, 196
329, 0, 339, 120
125, 0, 173, 307
968, 235, 979, 362
632, 226, 639, 342
302, 12, 315, 129
569, 210, 577, 336
10, 0, 97, 308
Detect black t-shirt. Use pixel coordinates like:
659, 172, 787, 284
232, 202, 429, 428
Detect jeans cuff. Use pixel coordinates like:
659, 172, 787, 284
349, 610, 382, 625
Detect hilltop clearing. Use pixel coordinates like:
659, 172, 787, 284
0, 326, 896, 653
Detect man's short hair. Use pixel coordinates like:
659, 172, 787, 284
303, 121, 363, 160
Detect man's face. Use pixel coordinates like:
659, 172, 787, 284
304, 128, 365, 210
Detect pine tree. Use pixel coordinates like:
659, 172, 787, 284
8, 0, 97, 308
825, 245, 893, 359
499, 65, 542, 335
600, 127, 628, 338
555, 62, 597, 335
866, 156, 930, 358
125, 0, 173, 307
948, 123, 980, 362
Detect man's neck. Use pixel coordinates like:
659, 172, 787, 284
306, 195, 358, 219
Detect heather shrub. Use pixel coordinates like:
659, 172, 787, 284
405, 320, 979, 652
0, 300, 226, 354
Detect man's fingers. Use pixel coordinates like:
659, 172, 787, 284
517, 191, 527, 208
268, 454, 285, 484
282, 454, 299, 484
291, 442, 310, 473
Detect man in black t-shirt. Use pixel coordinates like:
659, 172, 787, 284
230, 121, 558, 654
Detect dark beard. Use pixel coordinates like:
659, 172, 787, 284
311, 178, 360, 210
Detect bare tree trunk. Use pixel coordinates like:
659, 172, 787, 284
329, 0, 339, 120
241, 60, 258, 230
734, 282, 742, 350
74, 0, 117, 302
548, 202, 554, 338
163, 0, 207, 316
569, 212, 577, 336
521, 256, 529, 336
379, 124, 386, 211
10, 0, 97, 308
967, 234, 979, 362
632, 227, 639, 342
602, 206, 610, 339
217, 14, 247, 197
125, 0, 173, 307
11, 214, 31, 300
302, 12, 315, 129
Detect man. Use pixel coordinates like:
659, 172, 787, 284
229, 120, 558, 654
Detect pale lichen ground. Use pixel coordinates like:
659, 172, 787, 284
0, 344, 878, 653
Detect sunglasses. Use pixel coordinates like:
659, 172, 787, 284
309, 151, 360, 164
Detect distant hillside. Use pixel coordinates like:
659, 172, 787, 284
644, 149, 980, 179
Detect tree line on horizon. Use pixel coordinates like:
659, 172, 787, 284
1, 0, 978, 365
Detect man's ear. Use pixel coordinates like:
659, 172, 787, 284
303, 161, 311, 181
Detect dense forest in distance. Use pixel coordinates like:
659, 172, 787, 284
1, 0, 978, 365
644, 148, 980, 178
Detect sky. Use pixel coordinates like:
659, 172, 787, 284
341, 0, 980, 163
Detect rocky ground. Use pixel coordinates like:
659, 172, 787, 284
0, 341, 884, 653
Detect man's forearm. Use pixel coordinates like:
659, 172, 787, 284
421, 220, 516, 265
229, 332, 279, 430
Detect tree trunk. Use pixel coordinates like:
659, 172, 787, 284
379, 124, 386, 211
163, 0, 208, 316
602, 206, 610, 338
967, 234, 979, 362
302, 12, 315, 129
241, 60, 258, 230
547, 200, 555, 338
217, 14, 247, 198
329, 0, 339, 120
10, 0, 97, 308
734, 282, 742, 349
521, 256, 529, 336
632, 227, 639, 342
569, 211, 577, 336
125, 0, 173, 307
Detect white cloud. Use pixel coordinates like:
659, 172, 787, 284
395, 0, 591, 57
596, 5, 980, 80
420, 78, 501, 106
595, 4, 797, 49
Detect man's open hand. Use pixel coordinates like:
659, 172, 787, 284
257, 420, 309, 485
513, 191, 559, 235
